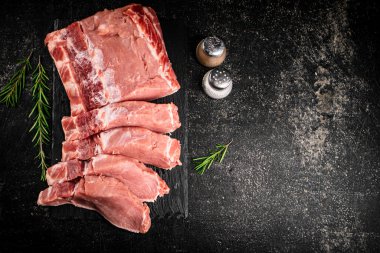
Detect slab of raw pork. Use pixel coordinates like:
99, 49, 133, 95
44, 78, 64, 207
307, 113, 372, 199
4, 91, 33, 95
62, 127, 181, 170
46, 154, 169, 202
62, 101, 180, 141
37, 175, 151, 233
45, 3, 180, 116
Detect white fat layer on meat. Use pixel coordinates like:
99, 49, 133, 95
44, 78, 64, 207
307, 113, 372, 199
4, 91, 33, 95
92, 48, 103, 68
103, 68, 120, 102
102, 105, 121, 129
88, 40, 120, 104
88, 35, 120, 104
67, 33, 106, 107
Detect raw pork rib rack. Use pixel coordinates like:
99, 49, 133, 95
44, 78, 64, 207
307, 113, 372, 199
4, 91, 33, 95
37, 4, 182, 233
44, 3, 180, 116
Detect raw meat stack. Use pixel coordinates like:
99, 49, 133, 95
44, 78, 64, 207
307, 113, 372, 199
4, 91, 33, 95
37, 4, 182, 233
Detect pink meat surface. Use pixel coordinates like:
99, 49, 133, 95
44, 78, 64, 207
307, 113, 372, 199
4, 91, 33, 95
62, 101, 180, 141
37, 175, 151, 233
45, 3, 180, 116
46, 154, 169, 202
62, 127, 182, 170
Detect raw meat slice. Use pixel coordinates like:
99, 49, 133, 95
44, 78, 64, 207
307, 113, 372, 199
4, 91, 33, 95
37, 181, 76, 207
62, 101, 180, 141
37, 175, 151, 233
62, 127, 182, 170
46, 154, 169, 202
45, 3, 180, 116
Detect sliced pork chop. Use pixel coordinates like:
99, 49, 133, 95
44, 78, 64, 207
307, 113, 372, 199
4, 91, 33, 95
45, 3, 180, 116
46, 154, 169, 202
37, 175, 151, 233
62, 127, 182, 170
62, 101, 180, 141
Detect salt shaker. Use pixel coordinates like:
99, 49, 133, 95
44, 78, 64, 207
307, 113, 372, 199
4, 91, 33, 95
202, 68, 233, 99
196, 36, 226, 67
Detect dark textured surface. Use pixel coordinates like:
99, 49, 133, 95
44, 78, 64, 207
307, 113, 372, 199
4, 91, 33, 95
0, 0, 379, 252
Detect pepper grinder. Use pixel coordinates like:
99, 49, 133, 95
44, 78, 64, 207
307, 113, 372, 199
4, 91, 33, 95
202, 67, 233, 99
196, 36, 226, 67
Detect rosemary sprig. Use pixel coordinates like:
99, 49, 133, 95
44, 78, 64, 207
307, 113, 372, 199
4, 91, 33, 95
193, 141, 232, 175
0, 51, 33, 107
29, 57, 50, 181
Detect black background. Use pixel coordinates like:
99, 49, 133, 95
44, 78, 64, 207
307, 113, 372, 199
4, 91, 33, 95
1, 0, 379, 252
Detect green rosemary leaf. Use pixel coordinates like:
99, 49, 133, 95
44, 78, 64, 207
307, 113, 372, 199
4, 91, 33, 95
0, 51, 33, 107
29, 57, 50, 181
192, 141, 232, 175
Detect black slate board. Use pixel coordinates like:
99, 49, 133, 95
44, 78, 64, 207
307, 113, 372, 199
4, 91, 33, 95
1, 1, 380, 252
50, 19, 188, 219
